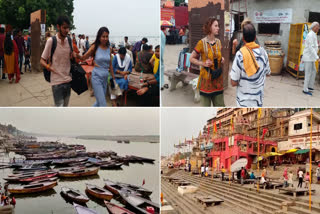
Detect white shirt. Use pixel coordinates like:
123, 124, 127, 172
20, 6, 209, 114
201, 166, 204, 172
302, 30, 319, 62
230, 47, 271, 107
79, 39, 86, 56
298, 171, 303, 178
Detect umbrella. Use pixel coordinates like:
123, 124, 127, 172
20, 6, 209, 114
230, 158, 248, 172
161, 20, 173, 27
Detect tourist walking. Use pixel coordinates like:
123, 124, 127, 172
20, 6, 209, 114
304, 172, 310, 188
288, 171, 294, 187
160, 27, 166, 90
201, 164, 205, 177
189, 17, 225, 106
283, 167, 288, 187
14, 30, 26, 74
76, 27, 115, 107
3, 32, 20, 83
40, 16, 73, 107
0, 27, 6, 79
302, 22, 320, 96
230, 22, 270, 107
241, 167, 245, 185
221, 166, 225, 181
298, 168, 304, 188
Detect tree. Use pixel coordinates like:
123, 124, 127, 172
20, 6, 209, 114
0, 0, 74, 30
174, 0, 185, 6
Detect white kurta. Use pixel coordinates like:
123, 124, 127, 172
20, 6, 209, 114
302, 30, 319, 62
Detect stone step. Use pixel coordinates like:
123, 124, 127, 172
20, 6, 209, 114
172, 171, 320, 214
173, 175, 279, 214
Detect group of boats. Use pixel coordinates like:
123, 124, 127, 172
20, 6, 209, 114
66, 179, 159, 214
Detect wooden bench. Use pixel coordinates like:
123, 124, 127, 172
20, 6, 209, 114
165, 69, 198, 91
278, 187, 316, 198
173, 180, 191, 187
194, 195, 224, 209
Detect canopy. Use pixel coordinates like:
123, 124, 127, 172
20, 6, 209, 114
294, 149, 310, 154
231, 158, 248, 172
263, 152, 282, 157
161, 20, 173, 27
284, 149, 298, 154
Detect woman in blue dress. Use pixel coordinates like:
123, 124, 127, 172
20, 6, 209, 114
111, 47, 132, 105
77, 27, 115, 107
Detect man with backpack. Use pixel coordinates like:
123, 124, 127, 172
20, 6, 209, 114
40, 15, 74, 107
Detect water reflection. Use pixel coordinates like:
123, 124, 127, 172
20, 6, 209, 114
0, 137, 159, 214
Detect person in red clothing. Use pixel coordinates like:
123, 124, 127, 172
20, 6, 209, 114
14, 29, 26, 74
0, 27, 6, 79
3, 32, 20, 83
241, 167, 245, 186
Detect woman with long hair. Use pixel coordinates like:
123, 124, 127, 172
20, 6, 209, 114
189, 17, 225, 106
3, 32, 20, 83
77, 27, 115, 106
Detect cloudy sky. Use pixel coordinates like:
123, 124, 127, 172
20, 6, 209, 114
161, 108, 217, 156
0, 108, 159, 136
73, 0, 160, 37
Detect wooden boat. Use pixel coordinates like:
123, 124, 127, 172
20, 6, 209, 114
104, 201, 135, 214
8, 181, 57, 194
118, 182, 152, 198
100, 162, 122, 170
85, 183, 113, 201
73, 203, 98, 214
19, 172, 58, 183
124, 140, 130, 144
61, 187, 89, 204
117, 140, 122, 143
18, 164, 50, 171
29, 177, 58, 184
58, 167, 99, 178
119, 191, 159, 214
104, 179, 141, 197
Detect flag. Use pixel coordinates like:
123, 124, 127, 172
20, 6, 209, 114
258, 108, 262, 119
219, 120, 222, 129
230, 117, 234, 131
262, 128, 268, 140
214, 122, 217, 132
142, 179, 145, 186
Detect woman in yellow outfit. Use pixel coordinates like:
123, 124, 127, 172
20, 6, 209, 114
190, 17, 225, 106
3, 32, 20, 83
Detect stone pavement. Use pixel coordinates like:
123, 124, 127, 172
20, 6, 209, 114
0, 70, 138, 107
162, 44, 320, 107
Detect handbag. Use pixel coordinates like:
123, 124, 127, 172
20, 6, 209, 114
70, 59, 88, 95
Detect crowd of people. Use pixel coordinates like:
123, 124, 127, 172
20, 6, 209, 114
0, 182, 15, 208
0, 28, 31, 84
188, 17, 320, 107
40, 15, 160, 107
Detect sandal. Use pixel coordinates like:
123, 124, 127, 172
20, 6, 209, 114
164, 84, 169, 89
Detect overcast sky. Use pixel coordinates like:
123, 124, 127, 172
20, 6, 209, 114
73, 0, 159, 37
161, 108, 217, 156
0, 108, 159, 136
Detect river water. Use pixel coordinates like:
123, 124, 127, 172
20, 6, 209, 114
0, 136, 160, 214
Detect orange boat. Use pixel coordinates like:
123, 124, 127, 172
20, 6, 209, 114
58, 167, 99, 178
85, 183, 113, 201
8, 181, 57, 194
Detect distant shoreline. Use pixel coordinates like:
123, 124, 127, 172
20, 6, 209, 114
75, 135, 160, 143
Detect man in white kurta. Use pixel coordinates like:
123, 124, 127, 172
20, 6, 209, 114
302, 22, 320, 95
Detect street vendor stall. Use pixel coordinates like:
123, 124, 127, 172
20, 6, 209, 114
286, 23, 319, 79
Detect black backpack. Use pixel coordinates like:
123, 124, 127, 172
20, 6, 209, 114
43, 36, 73, 82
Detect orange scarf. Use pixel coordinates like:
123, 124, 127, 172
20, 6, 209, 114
240, 42, 260, 77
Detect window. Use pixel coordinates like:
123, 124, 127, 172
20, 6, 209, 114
294, 123, 303, 130
258, 23, 280, 34
309, 12, 320, 35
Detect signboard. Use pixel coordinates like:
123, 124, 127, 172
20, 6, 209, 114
41, 24, 46, 35
254, 8, 292, 23
161, 8, 175, 22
